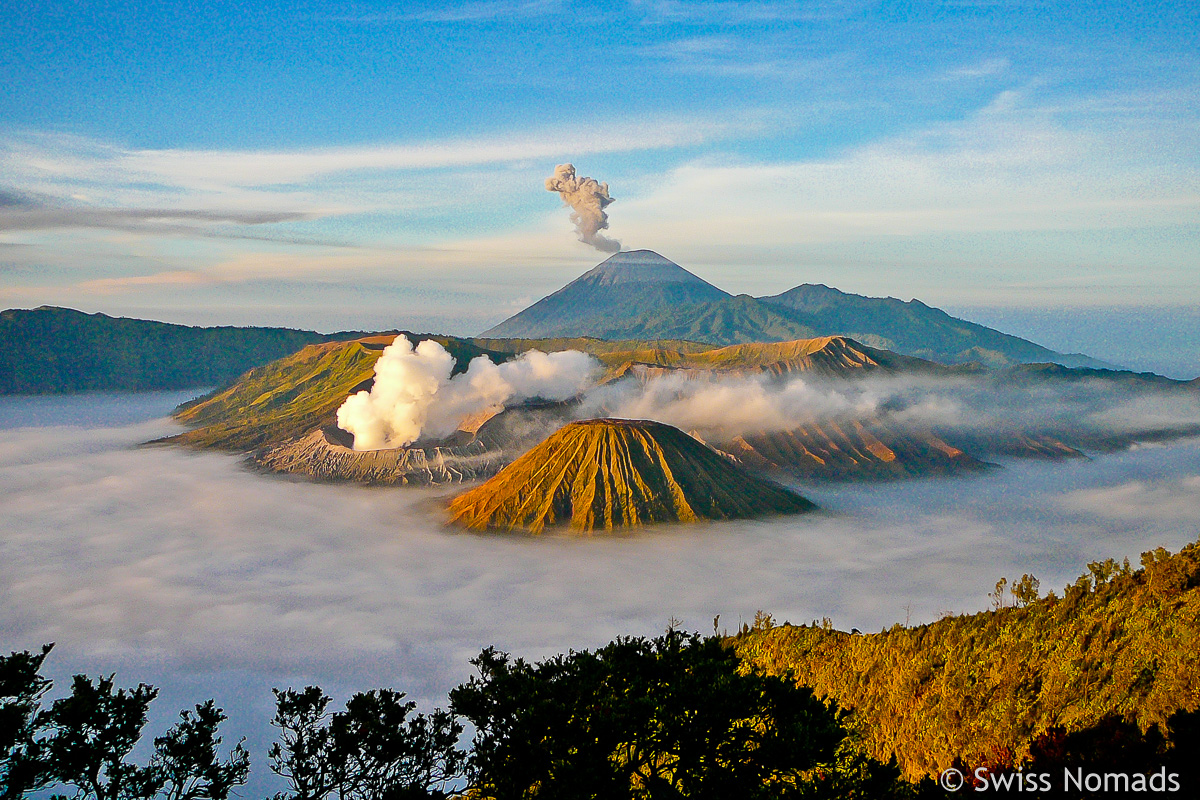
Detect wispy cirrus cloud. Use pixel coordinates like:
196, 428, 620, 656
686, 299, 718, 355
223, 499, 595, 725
3, 84, 1197, 321
637, 35, 849, 80
0, 117, 747, 238
74, 271, 213, 294
617, 88, 1200, 247
944, 57, 1011, 80
629, 0, 869, 24
327, 0, 563, 24
0, 206, 314, 234
3, 118, 731, 190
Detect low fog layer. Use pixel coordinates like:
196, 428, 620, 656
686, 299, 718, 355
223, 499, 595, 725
3, 394, 1199, 793
583, 370, 1200, 439
524, 371, 1200, 461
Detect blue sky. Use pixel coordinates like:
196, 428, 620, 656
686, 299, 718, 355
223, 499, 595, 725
1, 0, 1198, 368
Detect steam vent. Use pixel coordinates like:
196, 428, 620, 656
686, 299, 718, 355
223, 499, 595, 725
447, 419, 816, 533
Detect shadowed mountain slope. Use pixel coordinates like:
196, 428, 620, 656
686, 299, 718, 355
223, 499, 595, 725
447, 419, 816, 532
599, 336, 942, 380
760, 284, 1105, 368
168, 334, 927, 452
164, 331, 1192, 486
483, 251, 1110, 368
253, 426, 501, 485
714, 420, 989, 480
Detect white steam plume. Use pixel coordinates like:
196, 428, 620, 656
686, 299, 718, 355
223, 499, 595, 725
336, 336, 599, 450
545, 163, 621, 252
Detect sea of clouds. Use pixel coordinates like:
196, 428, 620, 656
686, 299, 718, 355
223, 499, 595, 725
2, 392, 1199, 794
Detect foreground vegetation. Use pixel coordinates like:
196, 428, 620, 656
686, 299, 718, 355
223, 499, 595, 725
5, 541, 1198, 797
736, 541, 1200, 781
1, 633, 913, 799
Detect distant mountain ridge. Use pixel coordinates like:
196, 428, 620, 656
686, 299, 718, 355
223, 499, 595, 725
0, 306, 357, 395
484, 250, 1109, 369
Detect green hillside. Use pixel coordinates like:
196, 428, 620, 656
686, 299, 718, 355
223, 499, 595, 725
447, 418, 816, 532
735, 541, 1200, 781
0, 306, 352, 395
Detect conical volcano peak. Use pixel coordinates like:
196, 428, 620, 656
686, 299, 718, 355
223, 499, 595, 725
481, 250, 730, 338
578, 250, 719, 288
447, 418, 815, 533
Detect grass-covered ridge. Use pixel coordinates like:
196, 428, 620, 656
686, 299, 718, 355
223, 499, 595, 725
734, 541, 1200, 781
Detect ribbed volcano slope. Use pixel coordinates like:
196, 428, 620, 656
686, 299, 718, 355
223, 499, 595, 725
448, 419, 815, 533
482, 250, 731, 339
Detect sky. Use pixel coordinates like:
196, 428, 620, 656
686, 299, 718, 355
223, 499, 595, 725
1, 1, 1198, 358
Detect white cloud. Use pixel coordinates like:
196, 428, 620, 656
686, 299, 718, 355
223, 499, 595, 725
615, 93, 1200, 251
945, 57, 1011, 80
1, 119, 731, 194
630, 0, 869, 24
327, 0, 564, 24
2, 86, 1197, 317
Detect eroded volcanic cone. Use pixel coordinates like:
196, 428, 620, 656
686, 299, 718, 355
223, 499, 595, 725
447, 419, 815, 533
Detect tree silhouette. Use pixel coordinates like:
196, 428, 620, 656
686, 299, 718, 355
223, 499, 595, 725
0, 646, 247, 800
152, 701, 250, 800
1, 644, 55, 799
268, 686, 464, 800
450, 629, 848, 799
41, 674, 161, 800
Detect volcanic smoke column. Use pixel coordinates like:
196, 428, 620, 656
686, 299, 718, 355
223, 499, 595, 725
545, 163, 621, 252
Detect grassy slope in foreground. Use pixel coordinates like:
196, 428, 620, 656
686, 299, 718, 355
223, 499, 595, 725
447, 419, 816, 532
735, 542, 1200, 781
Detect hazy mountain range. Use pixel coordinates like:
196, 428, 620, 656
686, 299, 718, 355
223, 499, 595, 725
484, 250, 1110, 369
0, 306, 358, 394
0, 252, 1126, 396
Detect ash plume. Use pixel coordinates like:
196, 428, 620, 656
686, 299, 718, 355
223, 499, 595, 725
545, 163, 621, 253
336, 336, 599, 450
